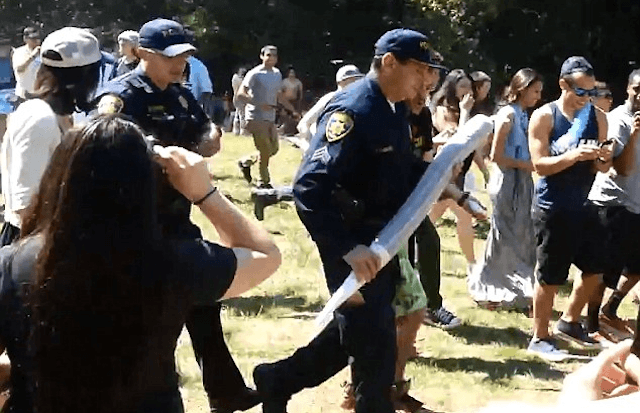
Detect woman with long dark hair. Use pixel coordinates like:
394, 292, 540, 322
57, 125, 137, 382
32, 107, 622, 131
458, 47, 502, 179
0, 115, 280, 413
429, 69, 485, 277
0, 27, 102, 246
468, 68, 543, 309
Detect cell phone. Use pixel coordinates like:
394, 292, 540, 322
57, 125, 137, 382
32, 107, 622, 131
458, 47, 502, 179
599, 139, 614, 148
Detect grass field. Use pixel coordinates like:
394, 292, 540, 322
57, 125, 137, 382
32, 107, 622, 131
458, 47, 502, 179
176, 133, 638, 413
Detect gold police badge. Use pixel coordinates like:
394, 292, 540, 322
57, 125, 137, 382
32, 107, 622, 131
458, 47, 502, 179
326, 112, 354, 142
97, 95, 124, 115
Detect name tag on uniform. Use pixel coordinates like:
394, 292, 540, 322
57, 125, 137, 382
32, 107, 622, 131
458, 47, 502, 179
376, 145, 394, 153
310, 146, 331, 164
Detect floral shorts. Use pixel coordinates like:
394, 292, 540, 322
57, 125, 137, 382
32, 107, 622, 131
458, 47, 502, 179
393, 243, 427, 317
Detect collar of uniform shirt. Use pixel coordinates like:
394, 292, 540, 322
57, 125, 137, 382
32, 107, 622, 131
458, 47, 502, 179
387, 99, 396, 113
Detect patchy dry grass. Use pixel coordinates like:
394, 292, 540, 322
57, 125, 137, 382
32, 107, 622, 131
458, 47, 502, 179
177, 133, 637, 413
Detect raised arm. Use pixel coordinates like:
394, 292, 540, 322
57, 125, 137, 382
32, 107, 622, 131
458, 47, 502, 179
155, 146, 281, 299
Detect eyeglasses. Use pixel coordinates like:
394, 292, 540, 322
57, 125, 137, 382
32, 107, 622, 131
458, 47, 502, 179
570, 85, 598, 97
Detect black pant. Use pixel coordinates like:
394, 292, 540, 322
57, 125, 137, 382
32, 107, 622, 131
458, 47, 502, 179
262, 249, 398, 413
185, 303, 249, 404
408, 218, 442, 310
0, 222, 20, 247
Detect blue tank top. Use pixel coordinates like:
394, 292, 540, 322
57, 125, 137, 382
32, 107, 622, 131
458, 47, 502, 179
534, 101, 598, 211
502, 104, 530, 161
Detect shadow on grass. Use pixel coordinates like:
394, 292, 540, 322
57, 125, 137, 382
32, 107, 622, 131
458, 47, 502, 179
412, 355, 566, 382
448, 324, 531, 347
224, 294, 325, 317
474, 220, 491, 240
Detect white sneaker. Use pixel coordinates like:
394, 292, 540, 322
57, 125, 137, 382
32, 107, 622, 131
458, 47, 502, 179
527, 338, 571, 362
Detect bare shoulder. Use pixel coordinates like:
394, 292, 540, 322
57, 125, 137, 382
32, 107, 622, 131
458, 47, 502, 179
530, 103, 553, 126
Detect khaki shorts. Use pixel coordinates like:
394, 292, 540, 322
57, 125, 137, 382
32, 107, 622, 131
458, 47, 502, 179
393, 244, 427, 317
246, 119, 279, 157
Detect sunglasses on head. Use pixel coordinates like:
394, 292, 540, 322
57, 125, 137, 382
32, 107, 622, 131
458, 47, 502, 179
570, 85, 598, 97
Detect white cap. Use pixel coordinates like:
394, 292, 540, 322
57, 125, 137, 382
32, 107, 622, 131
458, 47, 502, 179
335, 64, 364, 83
40, 27, 102, 68
118, 30, 139, 46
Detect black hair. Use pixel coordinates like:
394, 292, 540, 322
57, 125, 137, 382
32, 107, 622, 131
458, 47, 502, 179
31, 61, 101, 115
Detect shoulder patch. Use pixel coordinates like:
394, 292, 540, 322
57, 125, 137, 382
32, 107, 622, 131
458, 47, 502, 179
326, 112, 354, 142
97, 95, 124, 115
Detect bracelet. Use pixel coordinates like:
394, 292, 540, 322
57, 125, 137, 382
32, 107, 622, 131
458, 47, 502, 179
457, 192, 470, 206
193, 186, 217, 205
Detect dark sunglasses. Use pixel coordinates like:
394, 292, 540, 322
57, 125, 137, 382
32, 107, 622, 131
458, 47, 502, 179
570, 85, 598, 97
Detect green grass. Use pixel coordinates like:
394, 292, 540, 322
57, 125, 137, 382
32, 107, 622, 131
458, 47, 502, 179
177, 133, 638, 412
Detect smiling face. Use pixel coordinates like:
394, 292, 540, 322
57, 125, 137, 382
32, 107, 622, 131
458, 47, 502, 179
520, 80, 543, 109
560, 72, 596, 111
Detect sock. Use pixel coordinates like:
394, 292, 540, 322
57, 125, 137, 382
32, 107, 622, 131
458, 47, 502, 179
603, 292, 624, 318
586, 306, 599, 333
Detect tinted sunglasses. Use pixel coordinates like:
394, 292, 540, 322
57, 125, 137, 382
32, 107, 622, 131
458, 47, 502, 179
570, 85, 598, 97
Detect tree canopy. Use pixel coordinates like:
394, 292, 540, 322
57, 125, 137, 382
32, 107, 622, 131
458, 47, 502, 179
1, 0, 639, 102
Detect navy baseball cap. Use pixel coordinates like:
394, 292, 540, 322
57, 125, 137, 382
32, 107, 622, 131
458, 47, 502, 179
374, 28, 446, 69
560, 56, 594, 78
138, 19, 196, 57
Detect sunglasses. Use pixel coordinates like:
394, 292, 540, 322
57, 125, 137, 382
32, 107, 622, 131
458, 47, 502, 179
570, 85, 598, 97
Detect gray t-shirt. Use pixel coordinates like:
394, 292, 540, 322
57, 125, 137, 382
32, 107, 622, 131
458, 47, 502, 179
588, 102, 640, 213
242, 64, 282, 122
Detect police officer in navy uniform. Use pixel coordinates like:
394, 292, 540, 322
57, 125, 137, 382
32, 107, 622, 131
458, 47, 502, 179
252, 29, 443, 413
95, 18, 259, 413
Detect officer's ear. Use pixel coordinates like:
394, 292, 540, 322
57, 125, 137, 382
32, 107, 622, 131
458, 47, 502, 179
380, 52, 398, 69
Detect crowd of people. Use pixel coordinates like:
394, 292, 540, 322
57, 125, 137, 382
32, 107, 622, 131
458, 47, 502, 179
0, 15, 638, 413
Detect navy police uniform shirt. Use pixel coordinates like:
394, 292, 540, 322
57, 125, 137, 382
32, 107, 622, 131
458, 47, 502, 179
95, 67, 211, 239
95, 66, 211, 152
293, 75, 427, 264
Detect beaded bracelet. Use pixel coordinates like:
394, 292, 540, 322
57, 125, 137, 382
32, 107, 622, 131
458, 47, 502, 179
193, 187, 218, 205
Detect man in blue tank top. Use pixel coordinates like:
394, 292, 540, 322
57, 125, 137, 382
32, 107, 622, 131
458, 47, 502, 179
527, 56, 612, 361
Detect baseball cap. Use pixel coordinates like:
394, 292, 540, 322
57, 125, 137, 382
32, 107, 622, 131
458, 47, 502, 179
374, 28, 446, 69
335, 64, 364, 83
40, 27, 102, 68
23, 27, 41, 39
138, 19, 196, 57
560, 56, 594, 78
118, 30, 139, 46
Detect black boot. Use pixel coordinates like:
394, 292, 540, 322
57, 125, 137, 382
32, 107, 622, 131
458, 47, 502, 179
253, 364, 289, 413
253, 191, 280, 221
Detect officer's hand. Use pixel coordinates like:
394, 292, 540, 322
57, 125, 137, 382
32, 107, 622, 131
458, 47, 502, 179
343, 245, 381, 285
197, 124, 223, 157
153, 145, 213, 202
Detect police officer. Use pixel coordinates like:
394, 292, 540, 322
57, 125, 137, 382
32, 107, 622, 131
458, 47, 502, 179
95, 18, 259, 413
252, 29, 441, 413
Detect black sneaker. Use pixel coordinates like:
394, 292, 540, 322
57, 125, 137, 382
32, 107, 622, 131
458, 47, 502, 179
253, 192, 279, 221
553, 319, 602, 350
253, 364, 289, 413
209, 387, 261, 413
238, 161, 252, 184
423, 306, 461, 330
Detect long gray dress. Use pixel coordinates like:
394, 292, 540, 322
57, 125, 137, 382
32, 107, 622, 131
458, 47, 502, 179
468, 104, 536, 308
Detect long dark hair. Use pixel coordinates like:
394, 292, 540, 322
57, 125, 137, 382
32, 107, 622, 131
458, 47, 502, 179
27, 115, 169, 413
504, 68, 542, 104
431, 68, 471, 113
31, 61, 101, 114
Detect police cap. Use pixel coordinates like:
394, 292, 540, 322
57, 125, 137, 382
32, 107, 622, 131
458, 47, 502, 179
374, 28, 445, 69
